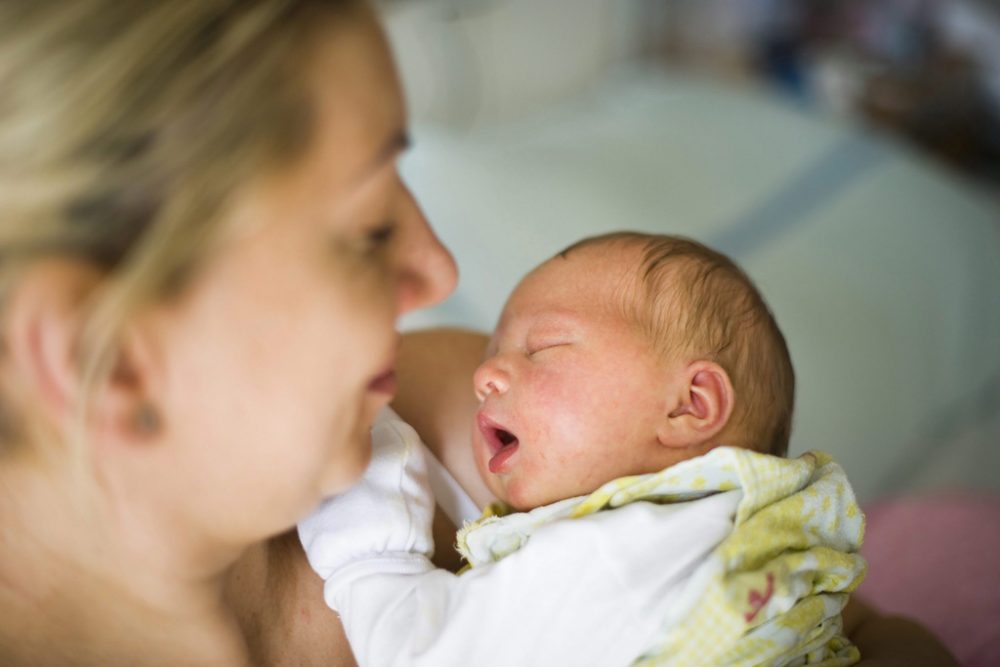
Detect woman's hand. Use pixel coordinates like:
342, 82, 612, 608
846, 597, 959, 666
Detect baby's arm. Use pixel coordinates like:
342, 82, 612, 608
298, 408, 734, 667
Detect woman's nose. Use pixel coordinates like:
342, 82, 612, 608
394, 189, 458, 316
473, 357, 510, 401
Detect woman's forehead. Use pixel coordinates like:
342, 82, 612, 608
253, 6, 407, 215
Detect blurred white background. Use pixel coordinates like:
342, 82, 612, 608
381, 0, 1000, 505
379, 4, 1000, 661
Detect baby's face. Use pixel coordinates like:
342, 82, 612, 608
472, 245, 684, 510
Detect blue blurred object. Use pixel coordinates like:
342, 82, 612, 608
759, 33, 809, 99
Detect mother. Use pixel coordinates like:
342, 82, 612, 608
0, 1, 453, 664
0, 1, 957, 666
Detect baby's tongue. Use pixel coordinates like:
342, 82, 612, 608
488, 439, 519, 473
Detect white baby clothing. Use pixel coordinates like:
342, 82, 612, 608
298, 408, 737, 667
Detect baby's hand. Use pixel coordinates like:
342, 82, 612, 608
298, 408, 436, 596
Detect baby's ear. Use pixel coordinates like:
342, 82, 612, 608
657, 360, 735, 449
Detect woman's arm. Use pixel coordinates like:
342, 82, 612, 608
392, 327, 486, 455
392, 328, 493, 509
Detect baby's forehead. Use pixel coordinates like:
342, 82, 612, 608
542, 242, 645, 286
501, 247, 653, 325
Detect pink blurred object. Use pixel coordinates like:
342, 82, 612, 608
860, 492, 1000, 667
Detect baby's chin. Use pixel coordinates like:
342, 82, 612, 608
477, 459, 580, 511
495, 479, 562, 512
483, 475, 530, 512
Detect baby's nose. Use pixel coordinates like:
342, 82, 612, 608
473, 359, 510, 401
479, 380, 500, 399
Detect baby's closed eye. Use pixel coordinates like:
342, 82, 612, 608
526, 339, 572, 356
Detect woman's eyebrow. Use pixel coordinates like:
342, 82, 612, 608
355, 128, 410, 183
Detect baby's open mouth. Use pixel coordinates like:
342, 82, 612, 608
477, 414, 520, 473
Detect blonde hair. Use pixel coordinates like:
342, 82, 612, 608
560, 232, 795, 457
0, 0, 361, 452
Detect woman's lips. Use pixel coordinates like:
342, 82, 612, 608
368, 337, 401, 395
477, 412, 519, 474
367, 369, 398, 395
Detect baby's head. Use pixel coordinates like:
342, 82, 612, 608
472, 232, 794, 510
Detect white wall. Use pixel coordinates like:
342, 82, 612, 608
383, 0, 645, 127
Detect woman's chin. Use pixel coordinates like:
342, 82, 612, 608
320, 440, 372, 497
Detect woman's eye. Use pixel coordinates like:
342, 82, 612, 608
365, 221, 396, 252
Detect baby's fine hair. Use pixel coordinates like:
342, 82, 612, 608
559, 232, 795, 457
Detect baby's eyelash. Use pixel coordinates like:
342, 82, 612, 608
526, 340, 568, 356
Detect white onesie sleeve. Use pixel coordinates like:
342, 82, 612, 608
299, 410, 739, 667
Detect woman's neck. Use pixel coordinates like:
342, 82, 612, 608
0, 458, 250, 666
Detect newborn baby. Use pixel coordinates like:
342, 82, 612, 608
299, 232, 865, 667
469, 231, 793, 511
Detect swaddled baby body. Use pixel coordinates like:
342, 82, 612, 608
300, 232, 865, 666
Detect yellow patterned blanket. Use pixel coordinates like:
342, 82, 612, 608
457, 448, 867, 667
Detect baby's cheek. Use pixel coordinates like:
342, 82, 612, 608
532, 374, 596, 433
